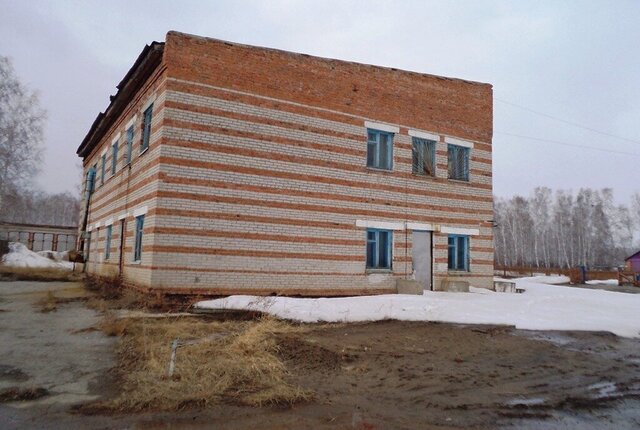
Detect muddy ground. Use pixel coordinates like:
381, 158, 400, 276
1, 280, 639, 429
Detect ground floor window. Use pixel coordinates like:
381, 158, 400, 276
366, 229, 392, 269
134, 215, 145, 262
105, 225, 112, 259
448, 235, 469, 271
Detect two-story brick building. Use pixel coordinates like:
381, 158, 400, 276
77, 31, 494, 296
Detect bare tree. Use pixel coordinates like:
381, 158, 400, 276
0, 56, 45, 201
494, 188, 638, 269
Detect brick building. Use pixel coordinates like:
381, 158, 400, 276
77, 31, 494, 296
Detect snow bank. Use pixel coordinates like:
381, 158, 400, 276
585, 279, 619, 286
195, 278, 640, 338
2, 242, 74, 270
37, 250, 70, 263
516, 275, 570, 285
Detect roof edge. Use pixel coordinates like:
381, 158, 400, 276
77, 41, 165, 158
166, 30, 493, 88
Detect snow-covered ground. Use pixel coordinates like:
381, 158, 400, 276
586, 279, 619, 286
1, 242, 74, 270
195, 276, 640, 338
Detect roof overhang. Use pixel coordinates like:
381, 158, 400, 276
76, 41, 165, 158
625, 251, 640, 261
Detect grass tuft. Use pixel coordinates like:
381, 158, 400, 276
0, 266, 82, 282
93, 316, 312, 412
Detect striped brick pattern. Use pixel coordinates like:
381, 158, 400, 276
79, 32, 494, 295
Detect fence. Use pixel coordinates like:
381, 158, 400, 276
494, 265, 636, 286
0, 222, 77, 252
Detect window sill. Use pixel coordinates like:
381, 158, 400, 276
366, 268, 393, 274
448, 178, 470, 184
412, 172, 436, 179
131, 260, 142, 265
139, 147, 149, 157
447, 270, 471, 275
366, 166, 393, 173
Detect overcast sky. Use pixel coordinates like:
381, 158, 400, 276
1, 0, 639, 203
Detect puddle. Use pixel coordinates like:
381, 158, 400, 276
506, 397, 546, 407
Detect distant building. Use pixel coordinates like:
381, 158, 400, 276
76, 31, 494, 296
625, 251, 640, 272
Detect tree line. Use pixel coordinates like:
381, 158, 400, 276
0, 56, 79, 227
494, 187, 640, 269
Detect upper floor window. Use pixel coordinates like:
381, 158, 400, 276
448, 234, 469, 271
367, 129, 393, 170
125, 125, 134, 166
141, 104, 153, 153
412, 137, 436, 176
111, 140, 118, 175
100, 154, 106, 185
448, 144, 469, 181
366, 229, 392, 270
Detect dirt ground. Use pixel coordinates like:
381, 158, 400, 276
1, 280, 639, 429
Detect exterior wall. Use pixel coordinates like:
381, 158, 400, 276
0, 223, 77, 252
627, 255, 640, 272
79, 31, 494, 295
80, 66, 167, 287
142, 32, 493, 294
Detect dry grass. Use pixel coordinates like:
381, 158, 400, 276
84, 275, 164, 312
0, 266, 82, 282
36, 290, 58, 313
0, 386, 49, 402
94, 316, 311, 412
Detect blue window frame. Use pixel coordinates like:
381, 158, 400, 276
412, 137, 436, 176
105, 225, 112, 259
366, 229, 392, 269
111, 141, 118, 175
141, 104, 153, 152
86, 166, 96, 195
125, 125, 134, 165
448, 235, 469, 271
448, 144, 469, 181
134, 215, 145, 261
100, 154, 106, 185
366, 129, 393, 170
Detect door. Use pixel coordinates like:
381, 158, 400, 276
412, 231, 432, 290
118, 219, 126, 275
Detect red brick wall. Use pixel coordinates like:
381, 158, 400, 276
163, 31, 492, 144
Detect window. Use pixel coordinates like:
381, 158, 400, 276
134, 214, 145, 261
141, 104, 153, 152
448, 144, 469, 181
111, 141, 118, 175
412, 137, 436, 176
366, 129, 393, 170
448, 235, 469, 271
86, 166, 96, 194
100, 154, 106, 185
125, 125, 134, 165
366, 229, 392, 270
105, 225, 112, 259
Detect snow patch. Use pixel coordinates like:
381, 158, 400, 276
2, 242, 74, 270
586, 279, 618, 286
195, 277, 640, 338
517, 275, 570, 285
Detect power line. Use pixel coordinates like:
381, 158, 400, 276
494, 98, 640, 146
494, 131, 640, 158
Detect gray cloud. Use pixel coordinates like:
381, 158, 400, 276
1, 0, 638, 201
